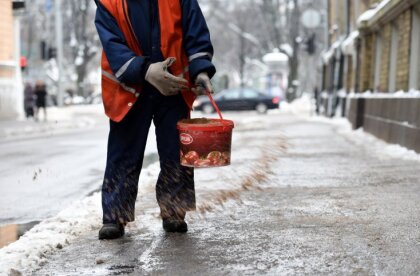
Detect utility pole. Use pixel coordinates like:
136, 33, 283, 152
54, 0, 64, 106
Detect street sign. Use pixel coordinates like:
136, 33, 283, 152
301, 9, 321, 29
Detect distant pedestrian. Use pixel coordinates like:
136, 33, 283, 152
23, 82, 35, 118
34, 80, 48, 121
314, 86, 320, 115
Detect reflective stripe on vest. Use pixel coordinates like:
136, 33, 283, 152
102, 70, 139, 97
99, 0, 196, 122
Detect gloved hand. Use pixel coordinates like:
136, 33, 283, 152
192, 72, 213, 95
145, 57, 189, 96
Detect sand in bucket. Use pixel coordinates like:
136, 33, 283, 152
177, 118, 234, 168
177, 91, 234, 168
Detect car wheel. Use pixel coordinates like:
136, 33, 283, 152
203, 104, 214, 114
256, 103, 268, 114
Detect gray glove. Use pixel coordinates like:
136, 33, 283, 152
192, 72, 213, 95
145, 57, 189, 96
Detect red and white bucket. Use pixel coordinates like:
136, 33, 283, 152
177, 92, 234, 168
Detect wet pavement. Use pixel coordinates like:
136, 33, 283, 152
34, 113, 420, 275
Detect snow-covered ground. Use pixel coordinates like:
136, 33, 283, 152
1, 96, 419, 275
285, 93, 420, 162
0, 110, 282, 274
0, 161, 163, 273
0, 105, 159, 225
310, 116, 420, 162
348, 89, 420, 98
0, 105, 103, 139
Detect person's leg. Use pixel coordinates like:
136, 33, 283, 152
102, 91, 154, 227
43, 106, 47, 121
153, 93, 195, 223
34, 106, 39, 121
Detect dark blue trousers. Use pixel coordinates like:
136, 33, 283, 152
102, 88, 195, 224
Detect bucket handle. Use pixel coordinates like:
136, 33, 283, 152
196, 81, 224, 120
206, 91, 223, 120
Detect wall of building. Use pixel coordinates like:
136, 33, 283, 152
0, 0, 20, 120
322, 0, 420, 152
378, 23, 391, 92
395, 9, 411, 92
0, 0, 15, 79
347, 97, 420, 153
359, 33, 374, 91
346, 1, 420, 153
360, 2, 414, 93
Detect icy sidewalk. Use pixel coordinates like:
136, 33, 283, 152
0, 111, 286, 275
0, 105, 105, 139
1, 110, 420, 275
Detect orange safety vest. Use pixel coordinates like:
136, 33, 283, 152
99, 0, 196, 122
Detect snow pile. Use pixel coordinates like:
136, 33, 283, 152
0, 193, 101, 274
358, 0, 391, 24
2, 104, 103, 139
348, 90, 420, 98
341, 31, 359, 55
310, 117, 420, 162
280, 94, 312, 117
0, 161, 158, 275
322, 37, 345, 64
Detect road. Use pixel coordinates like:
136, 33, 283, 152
0, 112, 158, 226
31, 112, 420, 275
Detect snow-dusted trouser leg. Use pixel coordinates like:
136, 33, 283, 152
102, 87, 195, 224
102, 90, 153, 225
153, 92, 196, 219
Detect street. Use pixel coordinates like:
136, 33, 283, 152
1, 0, 420, 274
5, 110, 416, 275
0, 106, 159, 226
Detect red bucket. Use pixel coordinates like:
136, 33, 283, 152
177, 91, 234, 168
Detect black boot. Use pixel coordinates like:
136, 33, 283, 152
162, 218, 188, 233
98, 223, 125, 240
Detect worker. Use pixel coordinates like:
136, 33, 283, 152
94, 0, 215, 239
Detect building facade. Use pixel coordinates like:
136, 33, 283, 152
0, 0, 23, 119
321, 0, 420, 153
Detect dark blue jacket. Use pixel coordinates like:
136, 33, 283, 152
94, 0, 216, 86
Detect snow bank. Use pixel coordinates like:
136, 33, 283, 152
0, 111, 282, 274
280, 94, 312, 117
348, 90, 420, 98
0, 193, 101, 274
310, 117, 420, 162
0, 161, 159, 275
357, 0, 391, 24
1, 104, 103, 139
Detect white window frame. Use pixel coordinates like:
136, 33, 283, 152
388, 22, 399, 93
409, 6, 420, 90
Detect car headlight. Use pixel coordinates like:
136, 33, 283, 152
193, 100, 201, 108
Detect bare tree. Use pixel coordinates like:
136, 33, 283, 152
64, 0, 100, 97
204, 0, 301, 97
20, 0, 100, 99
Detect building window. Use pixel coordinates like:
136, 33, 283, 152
374, 33, 382, 91
409, 4, 420, 90
388, 22, 399, 92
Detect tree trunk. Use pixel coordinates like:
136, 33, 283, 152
239, 34, 246, 88
287, 0, 300, 102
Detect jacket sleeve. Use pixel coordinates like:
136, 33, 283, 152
181, 0, 216, 82
94, 0, 149, 85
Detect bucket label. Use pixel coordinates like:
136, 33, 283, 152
180, 133, 194, 145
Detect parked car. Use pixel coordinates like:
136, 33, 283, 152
193, 88, 279, 114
